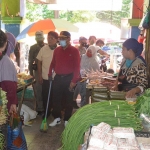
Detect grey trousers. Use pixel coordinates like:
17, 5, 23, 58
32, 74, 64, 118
33, 70, 44, 111
73, 81, 87, 107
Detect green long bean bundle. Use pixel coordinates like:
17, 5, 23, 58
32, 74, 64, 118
61, 101, 142, 150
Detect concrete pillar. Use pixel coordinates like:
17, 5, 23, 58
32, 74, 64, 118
128, 0, 144, 39
144, 0, 150, 87
54, 10, 59, 18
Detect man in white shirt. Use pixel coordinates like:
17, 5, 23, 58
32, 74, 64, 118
36, 31, 58, 118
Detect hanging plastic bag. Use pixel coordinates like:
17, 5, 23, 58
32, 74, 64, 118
7, 113, 27, 150
142, 10, 150, 29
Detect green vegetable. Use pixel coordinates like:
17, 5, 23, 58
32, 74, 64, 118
61, 101, 142, 150
92, 92, 109, 99
135, 88, 150, 116
93, 87, 108, 92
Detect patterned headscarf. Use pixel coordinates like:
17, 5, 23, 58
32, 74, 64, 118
123, 38, 143, 57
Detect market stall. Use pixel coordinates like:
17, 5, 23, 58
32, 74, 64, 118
17, 73, 36, 114
61, 96, 150, 150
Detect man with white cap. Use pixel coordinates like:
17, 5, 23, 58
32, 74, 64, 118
28, 31, 45, 115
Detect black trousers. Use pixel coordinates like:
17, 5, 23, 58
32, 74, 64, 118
52, 74, 74, 121
42, 79, 53, 117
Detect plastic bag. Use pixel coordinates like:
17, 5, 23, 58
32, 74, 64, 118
7, 113, 27, 150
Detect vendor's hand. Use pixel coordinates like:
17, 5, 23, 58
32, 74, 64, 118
126, 88, 137, 98
39, 75, 43, 84
9, 104, 17, 114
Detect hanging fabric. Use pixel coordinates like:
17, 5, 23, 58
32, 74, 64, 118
142, 9, 150, 29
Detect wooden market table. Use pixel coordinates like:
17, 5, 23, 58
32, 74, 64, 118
17, 80, 36, 114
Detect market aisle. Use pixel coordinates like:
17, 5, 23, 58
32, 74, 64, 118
23, 115, 64, 150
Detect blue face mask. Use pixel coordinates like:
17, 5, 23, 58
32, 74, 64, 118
59, 40, 67, 47
125, 59, 133, 68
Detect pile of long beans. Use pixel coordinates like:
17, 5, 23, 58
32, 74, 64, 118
61, 101, 142, 150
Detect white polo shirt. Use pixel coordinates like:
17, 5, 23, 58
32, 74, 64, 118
36, 45, 54, 80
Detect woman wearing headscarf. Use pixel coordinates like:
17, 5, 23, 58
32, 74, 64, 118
73, 45, 100, 107
81, 45, 100, 72
0, 30, 18, 114
112, 38, 148, 98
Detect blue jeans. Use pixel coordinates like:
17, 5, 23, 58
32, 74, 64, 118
73, 81, 87, 107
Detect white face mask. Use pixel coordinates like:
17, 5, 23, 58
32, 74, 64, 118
59, 40, 67, 47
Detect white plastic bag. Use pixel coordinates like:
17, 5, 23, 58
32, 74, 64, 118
21, 104, 37, 119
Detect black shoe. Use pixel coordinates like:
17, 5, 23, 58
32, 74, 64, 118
73, 101, 79, 109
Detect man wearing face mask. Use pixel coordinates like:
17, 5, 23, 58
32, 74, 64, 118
28, 31, 45, 115
77, 36, 88, 56
48, 31, 80, 127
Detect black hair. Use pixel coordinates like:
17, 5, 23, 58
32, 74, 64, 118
0, 30, 8, 55
0, 30, 7, 48
48, 31, 58, 39
89, 36, 96, 41
96, 39, 104, 45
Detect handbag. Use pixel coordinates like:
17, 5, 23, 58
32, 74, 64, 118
118, 83, 137, 92
7, 113, 27, 150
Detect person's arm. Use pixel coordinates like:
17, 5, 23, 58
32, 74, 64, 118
126, 63, 148, 97
1, 81, 18, 113
48, 51, 55, 78
98, 49, 109, 57
37, 49, 43, 84
71, 49, 80, 84
38, 60, 43, 84
28, 46, 34, 76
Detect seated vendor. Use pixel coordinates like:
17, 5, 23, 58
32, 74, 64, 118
112, 38, 148, 98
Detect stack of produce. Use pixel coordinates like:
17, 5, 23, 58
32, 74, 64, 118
92, 86, 109, 102
0, 88, 8, 125
61, 101, 142, 150
83, 122, 140, 150
92, 88, 126, 102
109, 90, 126, 100
101, 77, 116, 89
17, 72, 33, 85
82, 70, 113, 86
135, 88, 150, 116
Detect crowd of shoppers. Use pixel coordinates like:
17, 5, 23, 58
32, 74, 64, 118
1, 28, 146, 129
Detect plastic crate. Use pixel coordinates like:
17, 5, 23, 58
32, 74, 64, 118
24, 78, 33, 84
17, 88, 34, 99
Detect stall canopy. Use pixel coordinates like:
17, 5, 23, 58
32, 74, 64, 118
71, 22, 121, 44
